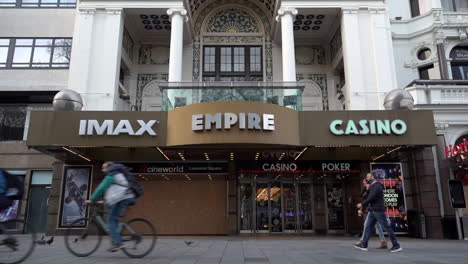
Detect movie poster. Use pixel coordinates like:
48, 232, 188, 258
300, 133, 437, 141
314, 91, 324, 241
370, 163, 408, 233
59, 166, 91, 227
0, 200, 19, 222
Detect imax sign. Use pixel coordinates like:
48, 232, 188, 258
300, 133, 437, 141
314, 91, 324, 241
79, 120, 158, 136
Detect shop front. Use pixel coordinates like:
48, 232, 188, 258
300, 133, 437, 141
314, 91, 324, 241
26, 101, 438, 236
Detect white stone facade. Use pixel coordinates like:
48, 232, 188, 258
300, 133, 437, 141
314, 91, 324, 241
0, 0, 466, 126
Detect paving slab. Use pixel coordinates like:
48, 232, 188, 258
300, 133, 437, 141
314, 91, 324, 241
7, 236, 467, 264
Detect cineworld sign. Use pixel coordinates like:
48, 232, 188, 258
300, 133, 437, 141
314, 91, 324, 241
330, 119, 407, 135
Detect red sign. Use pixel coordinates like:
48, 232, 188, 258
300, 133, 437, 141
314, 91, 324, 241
445, 138, 468, 159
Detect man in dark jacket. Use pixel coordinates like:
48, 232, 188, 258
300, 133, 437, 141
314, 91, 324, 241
354, 172, 402, 253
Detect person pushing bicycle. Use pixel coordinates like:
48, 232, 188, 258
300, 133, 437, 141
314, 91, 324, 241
85, 162, 136, 252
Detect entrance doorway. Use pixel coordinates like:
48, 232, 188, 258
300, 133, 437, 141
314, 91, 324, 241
239, 175, 314, 233
26, 171, 52, 233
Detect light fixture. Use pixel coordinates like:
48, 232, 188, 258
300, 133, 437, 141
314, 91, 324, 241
178, 152, 186, 161
204, 152, 210, 160
255, 152, 260, 160
295, 147, 308, 160
230, 152, 234, 161
62, 147, 92, 162
156, 147, 170, 160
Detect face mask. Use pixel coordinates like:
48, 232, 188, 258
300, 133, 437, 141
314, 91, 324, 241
366, 180, 373, 184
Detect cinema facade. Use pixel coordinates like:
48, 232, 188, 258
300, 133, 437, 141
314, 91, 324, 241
2, 0, 463, 238
26, 102, 440, 236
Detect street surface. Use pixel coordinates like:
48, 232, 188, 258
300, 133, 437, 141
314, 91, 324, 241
20, 236, 468, 264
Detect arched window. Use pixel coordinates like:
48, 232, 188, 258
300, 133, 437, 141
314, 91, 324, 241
450, 46, 468, 80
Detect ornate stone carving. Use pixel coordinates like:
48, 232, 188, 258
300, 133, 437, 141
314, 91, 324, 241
295, 46, 326, 65
138, 46, 170, 65
296, 74, 328, 110
265, 35, 273, 81
136, 73, 168, 110
202, 36, 263, 44
204, 8, 260, 33
445, 14, 468, 25
276, 7, 298, 22
192, 36, 201, 81
194, 0, 271, 34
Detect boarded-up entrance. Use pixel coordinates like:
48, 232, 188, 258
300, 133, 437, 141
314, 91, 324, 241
126, 179, 227, 235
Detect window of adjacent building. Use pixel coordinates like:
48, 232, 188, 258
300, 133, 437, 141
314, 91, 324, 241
31, 170, 53, 185
202, 46, 263, 81
409, 0, 421, 17
450, 46, 468, 80
417, 48, 431, 61
418, 64, 437, 79
0, 0, 76, 8
0, 92, 55, 141
0, 38, 72, 69
443, 0, 468, 11
0, 105, 27, 141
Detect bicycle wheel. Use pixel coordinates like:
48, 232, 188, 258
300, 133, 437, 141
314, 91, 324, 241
121, 218, 157, 258
64, 218, 102, 257
0, 219, 36, 264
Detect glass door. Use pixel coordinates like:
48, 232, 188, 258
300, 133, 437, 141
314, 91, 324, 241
239, 183, 253, 232
326, 183, 345, 232
298, 183, 313, 232
270, 181, 282, 232
283, 182, 296, 232
255, 183, 269, 232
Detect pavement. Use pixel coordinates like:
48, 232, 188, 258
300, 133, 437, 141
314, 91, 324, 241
17, 236, 468, 264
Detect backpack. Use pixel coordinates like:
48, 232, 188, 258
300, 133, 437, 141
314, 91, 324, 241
1, 169, 24, 200
121, 167, 144, 199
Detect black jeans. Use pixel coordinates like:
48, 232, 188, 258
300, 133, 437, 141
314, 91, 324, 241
362, 211, 400, 248
0, 195, 13, 211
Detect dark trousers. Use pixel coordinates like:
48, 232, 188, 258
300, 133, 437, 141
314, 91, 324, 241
362, 211, 400, 248
0, 195, 13, 211
106, 197, 136, 245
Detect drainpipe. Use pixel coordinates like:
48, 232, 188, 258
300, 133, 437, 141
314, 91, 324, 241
431, 146, 445, 218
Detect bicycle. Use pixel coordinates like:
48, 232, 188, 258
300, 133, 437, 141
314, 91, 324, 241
0, 219, 36, 264
64, 202, 157, 258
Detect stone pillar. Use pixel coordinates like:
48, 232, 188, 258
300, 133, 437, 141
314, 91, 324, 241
167, 8, 187, 83
368, 7, 398, 107
67, 8, 124, 110
436, 33, 449, 79
276, 7, 298, 83
341, 7, 398, 110
341, 8, 367, 110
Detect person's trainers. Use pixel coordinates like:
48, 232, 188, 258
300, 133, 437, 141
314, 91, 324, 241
354, 240, 363, 247
390, 245, 402, 253
353, 243, 368, 251
107, 243, 126, 252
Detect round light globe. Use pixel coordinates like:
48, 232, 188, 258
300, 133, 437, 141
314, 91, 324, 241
53, 89, 83, 111
383, 89, 414, 110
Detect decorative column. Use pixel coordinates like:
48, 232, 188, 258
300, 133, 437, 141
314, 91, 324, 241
341, 7, 398, 110
276, 7, 298, 82
67, 8, 96, 99
436, 32, 449, 79
67, 8, 124, 110
341, 8, 367, 109
368, 7, 398, 107
167, 8, 187, 83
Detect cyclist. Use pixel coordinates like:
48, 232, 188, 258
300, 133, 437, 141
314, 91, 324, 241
0, 169, 15, 211
85, 162, 135, 252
